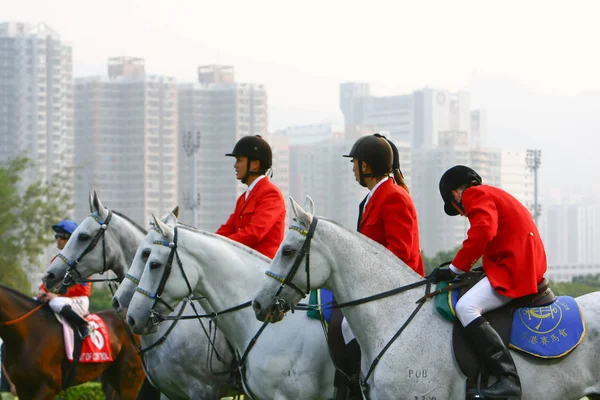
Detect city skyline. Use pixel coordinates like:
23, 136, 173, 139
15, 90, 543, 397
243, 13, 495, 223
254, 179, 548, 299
4, 0, 600, 204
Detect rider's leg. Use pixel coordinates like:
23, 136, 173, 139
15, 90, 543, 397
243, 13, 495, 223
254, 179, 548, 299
456, 277, 521, 399
328, 308, 350, 400
345, 339, 362, 400
50, 297, 90, 339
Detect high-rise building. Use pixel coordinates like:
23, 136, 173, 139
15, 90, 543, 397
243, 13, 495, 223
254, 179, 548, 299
541, 202, 600, 281
340, 82, 413, 144
413, 89, 471, 149
178, 66, 268, 230
0, 22, 73, 190
74, 57, 178, 225
340, 84, 473, 149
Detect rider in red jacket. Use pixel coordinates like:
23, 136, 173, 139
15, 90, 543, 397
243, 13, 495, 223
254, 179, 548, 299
216, 135, 286, 259
431, 165, 548, 399
330, 134, 425, 400
37, 220, 91, 338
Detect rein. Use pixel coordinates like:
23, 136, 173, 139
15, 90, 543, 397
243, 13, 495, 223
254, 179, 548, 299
0, 304, 44, 327
264, 216, 436, 394
135, 226, 270, 399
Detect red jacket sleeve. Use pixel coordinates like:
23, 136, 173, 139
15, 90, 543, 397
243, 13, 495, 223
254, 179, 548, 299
216, 210, 237, 237
39, 282, 49, 293
227, 189, 285, 247
65, 283, 91, 297
451, 188, 499, 272
381, 193, 416, 267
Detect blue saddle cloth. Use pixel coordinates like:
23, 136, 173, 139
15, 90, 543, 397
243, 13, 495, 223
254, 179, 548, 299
307, 288, 334, 324
436, 284, 585, 359
510, 296, 585, 358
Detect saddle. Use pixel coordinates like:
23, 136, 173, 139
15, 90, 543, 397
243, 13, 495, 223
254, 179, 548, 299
450, 270, 556, 381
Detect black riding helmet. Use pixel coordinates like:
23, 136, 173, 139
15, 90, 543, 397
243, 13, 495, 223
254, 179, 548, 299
439, 165, 482, 216
343, 134, 393, 187
225, 135, 273, 184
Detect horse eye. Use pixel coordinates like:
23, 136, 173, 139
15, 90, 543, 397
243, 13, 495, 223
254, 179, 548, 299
282, 248, 296, 257
78, 233, 90, 241
141, 250, 151, 260
149, 261, 162, 270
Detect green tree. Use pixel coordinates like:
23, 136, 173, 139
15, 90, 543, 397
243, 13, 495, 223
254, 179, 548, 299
0, 157, 72, 293
89, 284, 117, 313
422, 246, 462, 275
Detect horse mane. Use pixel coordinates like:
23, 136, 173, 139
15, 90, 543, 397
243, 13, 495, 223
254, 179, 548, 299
112, 210, 147, 234
310, 216, 415, 272
0, 283, 39, 308
176, 224, 271, 263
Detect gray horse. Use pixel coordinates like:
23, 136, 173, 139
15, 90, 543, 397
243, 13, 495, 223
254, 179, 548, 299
253, 197, 600, 400
126, 212, 336, 400
43, 192, 236, 400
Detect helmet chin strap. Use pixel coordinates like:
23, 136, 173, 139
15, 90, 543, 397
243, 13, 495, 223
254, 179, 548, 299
241, 159, 262, 185
358, 159, 374, 188
451, 198, 466, 216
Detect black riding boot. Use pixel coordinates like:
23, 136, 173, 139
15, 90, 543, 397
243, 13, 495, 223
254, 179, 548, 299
59, 305, 90, 339
345, 339, 363, 400
465, 317, 521, 399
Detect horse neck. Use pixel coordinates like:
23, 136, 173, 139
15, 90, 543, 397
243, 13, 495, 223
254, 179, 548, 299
179, 230, 268, 353
108, 215, 147, 278
0, 286, 44, 347
319, 221, 425, 357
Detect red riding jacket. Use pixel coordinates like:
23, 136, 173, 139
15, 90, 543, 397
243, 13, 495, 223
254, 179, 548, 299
451, 185, 547, 298
359, 179, 425, 277
216, 176, 286, 259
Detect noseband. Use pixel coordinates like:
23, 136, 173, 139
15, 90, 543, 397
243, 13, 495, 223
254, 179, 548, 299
265, 217, 318, 314
135, 226, 195, 325
60, 210, 113, 286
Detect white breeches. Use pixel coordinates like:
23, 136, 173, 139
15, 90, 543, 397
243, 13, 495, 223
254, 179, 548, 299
49, 296, 90, 317
455, 276, 512, 327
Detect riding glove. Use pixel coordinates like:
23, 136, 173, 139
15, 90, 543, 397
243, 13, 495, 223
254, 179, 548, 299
429, 267, 456, 283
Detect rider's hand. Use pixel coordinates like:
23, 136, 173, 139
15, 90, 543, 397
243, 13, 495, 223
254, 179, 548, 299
428, 267, 456, 283
42, 292, 57, 303
36, 289, 46, 300
10, 382, 17, 396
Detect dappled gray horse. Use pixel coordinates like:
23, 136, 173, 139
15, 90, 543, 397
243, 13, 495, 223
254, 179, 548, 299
253, 197, 600, 400
43, 192, 234, 400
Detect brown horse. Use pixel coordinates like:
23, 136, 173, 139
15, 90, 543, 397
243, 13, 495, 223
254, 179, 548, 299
0, 283, 145, 400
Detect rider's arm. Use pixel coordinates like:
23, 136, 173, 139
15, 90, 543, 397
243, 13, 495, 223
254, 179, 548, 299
227, 189, 285, 247
65, 282, 91, 297
216, 197, 241, 237
381, 193, 420, 275
451, 188, 499, 272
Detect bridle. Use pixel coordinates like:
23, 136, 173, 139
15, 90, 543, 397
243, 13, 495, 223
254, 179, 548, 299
263, 215, 434, 396
134, 225, 270, 399
135, 226, 194, 325
264, 216, 319, 315
59, 210, 120, 289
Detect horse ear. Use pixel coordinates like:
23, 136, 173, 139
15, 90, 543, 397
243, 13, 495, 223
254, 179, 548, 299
289, 196, 312, 227
302, 195, 315, 215
164, 210, 178, 227
88, 191, 94, 213
92, 191, 109, 221
152, 214, 173, 240
171, 206, 180, 219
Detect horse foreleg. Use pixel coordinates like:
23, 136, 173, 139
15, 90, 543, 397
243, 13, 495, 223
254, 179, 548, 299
31, 385, 59, 400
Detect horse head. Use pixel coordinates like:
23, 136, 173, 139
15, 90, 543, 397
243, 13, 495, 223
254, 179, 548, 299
253, 196, 333, 323
44, 191, 111, 289
125, 212, 200, 335
112, 207, 179, 317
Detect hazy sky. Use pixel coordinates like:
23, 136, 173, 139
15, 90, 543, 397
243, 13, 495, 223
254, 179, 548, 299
5, 0, 600, 202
